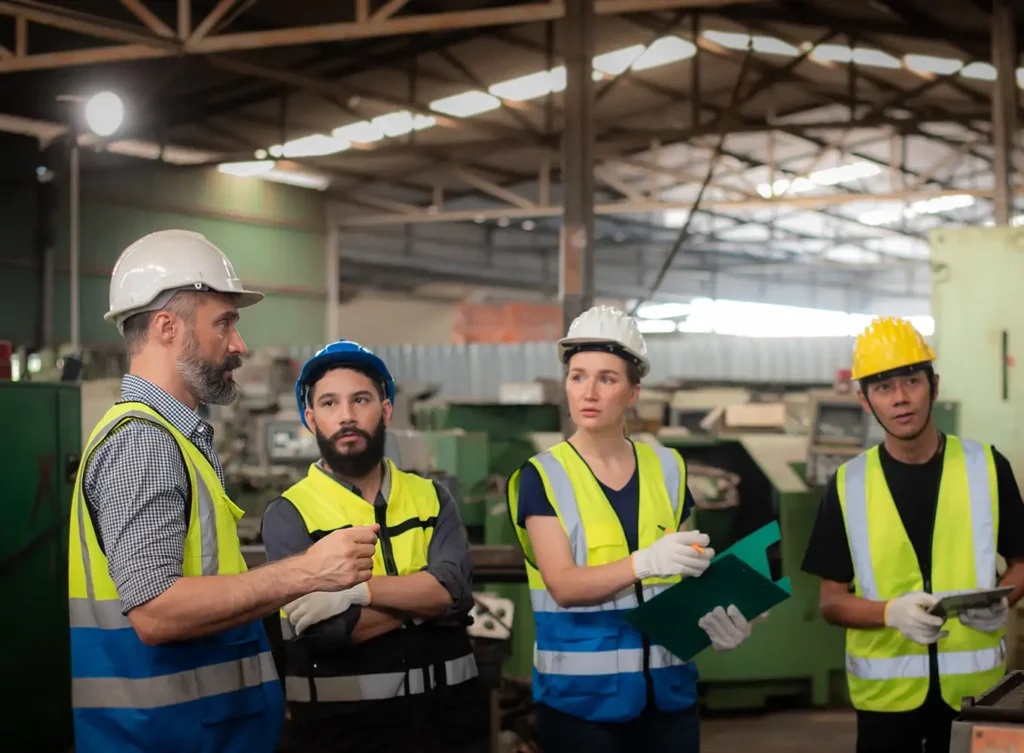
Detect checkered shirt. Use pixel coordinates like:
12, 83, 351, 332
81, 374, 224, 614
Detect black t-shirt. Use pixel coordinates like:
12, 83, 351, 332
802, 437, 1024, 722
802, 439, 1024, 585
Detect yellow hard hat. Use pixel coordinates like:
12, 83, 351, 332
851, 316, 935, 381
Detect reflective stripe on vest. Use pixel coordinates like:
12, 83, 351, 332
73, 652, 279, 709
839, 437, 1005, 711
284, 654, 479, 702
535, 643, 689, 675
68, 403, 282, 745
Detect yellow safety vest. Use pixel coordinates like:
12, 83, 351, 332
68, 401, 282, 752
837, 436, 1006, 712
278, 460, 477, 704
507, 440, 696, 723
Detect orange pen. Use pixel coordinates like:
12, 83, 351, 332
657, 524, 705, 553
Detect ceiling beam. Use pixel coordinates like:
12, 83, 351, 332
336, 185, 1021, 227
0, 0, 760, 73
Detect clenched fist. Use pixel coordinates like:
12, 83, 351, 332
302, 525, 379, 591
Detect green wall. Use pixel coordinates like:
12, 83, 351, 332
0, 165, 327, 350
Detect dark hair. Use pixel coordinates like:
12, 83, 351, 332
306, 362, 387, 407
122, 290, 200, 356
624, 361, 641, 386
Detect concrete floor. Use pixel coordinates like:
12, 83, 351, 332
702, 709, 858, 753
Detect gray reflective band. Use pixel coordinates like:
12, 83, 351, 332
533, 452, 588, 567
843, 439, 996, 601
841, 454, 876, 598
536, 647, 643, 676
534, 643, 687, 676
530, 582, 670, 614
649, 445, 682, 518
847, 639, 1005, 680
285, 654, 478, 703
962, 439, 997, 587
72, 651, 278, 709
69, 598, 131, 629
76, 408, 222, 601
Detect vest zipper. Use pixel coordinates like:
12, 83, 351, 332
375, 504, 398, 576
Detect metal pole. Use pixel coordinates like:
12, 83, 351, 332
559, 0, 595, 335
992, 0, 1018, 225
324, 212, 340, 342
69, 137, 80, 352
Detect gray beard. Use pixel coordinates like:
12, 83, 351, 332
177, 333, 240, 406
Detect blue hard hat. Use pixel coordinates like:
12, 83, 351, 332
295, 340, 395, 429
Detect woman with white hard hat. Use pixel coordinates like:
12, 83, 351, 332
507, 305, 760, 752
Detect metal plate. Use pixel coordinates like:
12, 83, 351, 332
971, 726, 1024, 752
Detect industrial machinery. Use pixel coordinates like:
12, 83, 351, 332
949, 671, 1024, 752
656, 429, 848, 711
0, 381, 80, 753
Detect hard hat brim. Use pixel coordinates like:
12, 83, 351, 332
103, 286, 265, 324
558, 336, 651, 377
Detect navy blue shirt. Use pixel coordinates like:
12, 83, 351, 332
516, 461, 697, 552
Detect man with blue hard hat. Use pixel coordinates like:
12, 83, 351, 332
261, 340, 487, 753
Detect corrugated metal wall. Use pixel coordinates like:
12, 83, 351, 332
292, 335, 859, 398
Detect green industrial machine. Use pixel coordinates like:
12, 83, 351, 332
657, 432, 847, 710
415, 401, 562, 681
0, 381, 80, 752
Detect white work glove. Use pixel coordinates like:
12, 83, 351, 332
960, 597, 1009, 633
631, 530, 714, 580
884, 592, 948, 645
284, 582, 372, 636
699, 605, 757, 652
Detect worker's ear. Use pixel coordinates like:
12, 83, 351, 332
856, 388, 872, 415
304, 406, 316, 433
381, 398, 393, 427
151, 310, 179, 347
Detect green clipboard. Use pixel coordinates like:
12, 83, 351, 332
623, 522, 792, 662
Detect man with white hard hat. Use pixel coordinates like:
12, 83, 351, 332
67, 229, 380, 753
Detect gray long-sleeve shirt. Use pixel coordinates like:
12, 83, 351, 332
261, 460, 474, 642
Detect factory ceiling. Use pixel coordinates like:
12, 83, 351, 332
0, 0, 1017, 305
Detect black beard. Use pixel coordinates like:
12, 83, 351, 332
316, 416, 387, 478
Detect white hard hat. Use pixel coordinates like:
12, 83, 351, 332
105, 230, 264, 333
558, 305, 650, 377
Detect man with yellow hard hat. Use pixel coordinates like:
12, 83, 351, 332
801, 316, 1024, 753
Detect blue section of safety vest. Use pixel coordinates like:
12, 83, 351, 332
534, 666, 649, 722
72, 683, 285, 753
532, 608, 699, 722
71, 622, 269, 678
71, 619, 284, 753
533, 609, 644, 651
651, 664, 699, 708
